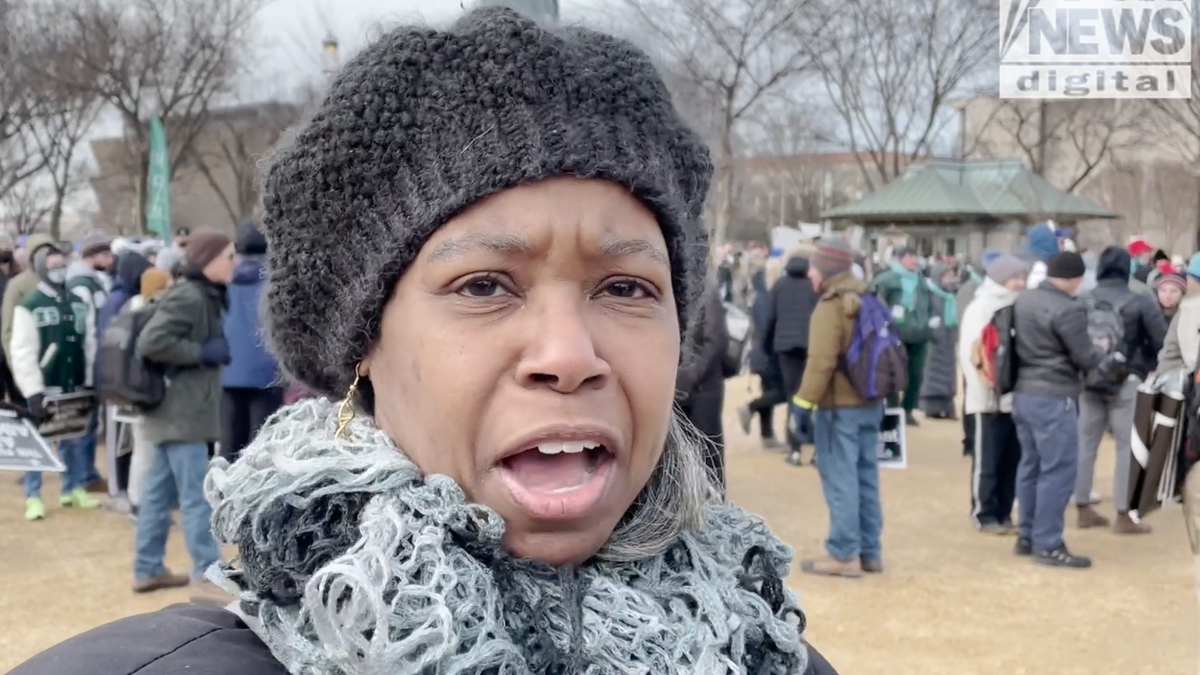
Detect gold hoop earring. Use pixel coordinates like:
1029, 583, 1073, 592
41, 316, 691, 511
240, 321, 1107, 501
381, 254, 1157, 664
335, 364, 363, 440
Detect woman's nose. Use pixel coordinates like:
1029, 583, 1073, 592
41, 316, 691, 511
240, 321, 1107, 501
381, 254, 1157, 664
516, 299, 611, 393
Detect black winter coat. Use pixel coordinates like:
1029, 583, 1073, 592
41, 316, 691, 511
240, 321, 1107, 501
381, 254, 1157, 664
676, 289, 729, 404
7, 604, 842, 675
764, 256, 820, 354
1091, 251, 1168, 379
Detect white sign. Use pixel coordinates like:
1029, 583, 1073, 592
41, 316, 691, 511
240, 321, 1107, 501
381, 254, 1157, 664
877, 408, 906, 469
999, 0, 1192, 99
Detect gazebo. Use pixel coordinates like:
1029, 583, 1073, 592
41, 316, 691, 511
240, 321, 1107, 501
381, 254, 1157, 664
822, 159, 1117, 257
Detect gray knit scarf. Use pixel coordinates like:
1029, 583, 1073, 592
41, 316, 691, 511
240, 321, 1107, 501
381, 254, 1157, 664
205, 398, 810, 674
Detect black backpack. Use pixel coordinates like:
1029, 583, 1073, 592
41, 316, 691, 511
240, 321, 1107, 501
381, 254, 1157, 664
98, 304, 165, 410
991, 305, 1019, 396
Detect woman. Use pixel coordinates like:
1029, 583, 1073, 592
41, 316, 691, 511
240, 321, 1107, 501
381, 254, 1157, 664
11, 9, 836, 675
919, 263, 960, 419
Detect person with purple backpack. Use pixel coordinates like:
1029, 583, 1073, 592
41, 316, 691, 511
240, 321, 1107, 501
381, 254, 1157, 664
793, 238, 897, 578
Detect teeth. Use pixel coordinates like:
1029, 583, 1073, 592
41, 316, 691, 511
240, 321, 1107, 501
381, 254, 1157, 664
534, 440, 604, 455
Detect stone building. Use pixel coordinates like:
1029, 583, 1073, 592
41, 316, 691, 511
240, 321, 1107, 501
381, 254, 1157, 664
88, 101, 301, 237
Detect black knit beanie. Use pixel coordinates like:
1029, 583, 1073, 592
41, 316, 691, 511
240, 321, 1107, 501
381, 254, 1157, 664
260, 7, 714, 397
1046, 251, 1087, 279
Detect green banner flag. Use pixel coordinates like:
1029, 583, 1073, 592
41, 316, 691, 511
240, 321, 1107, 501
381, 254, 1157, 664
145, 116, 170, 240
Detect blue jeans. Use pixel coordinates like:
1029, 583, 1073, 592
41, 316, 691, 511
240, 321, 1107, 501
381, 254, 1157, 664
133, 441, 219, 580
23, 436, 90, 498
1012, 393, 1079, 552
78, 407, 101, 485
813, 402, 885, 561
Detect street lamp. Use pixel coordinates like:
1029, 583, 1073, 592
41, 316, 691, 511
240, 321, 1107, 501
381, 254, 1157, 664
322, 34, 340, 85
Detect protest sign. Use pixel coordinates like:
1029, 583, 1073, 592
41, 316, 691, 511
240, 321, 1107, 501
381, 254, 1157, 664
0, 407, 63, 472
877, 407, 906, 469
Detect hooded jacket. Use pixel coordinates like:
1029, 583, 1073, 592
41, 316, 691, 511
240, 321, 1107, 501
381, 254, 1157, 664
1023, 222, 1059, 288
98, 251, 152, 336
762, 255, 820, 354
958, 278, 1019, 414
1088, 247, 1167, 380
1, 233, 54, 362
796, 271, 871, 409
222, 255, 278, 390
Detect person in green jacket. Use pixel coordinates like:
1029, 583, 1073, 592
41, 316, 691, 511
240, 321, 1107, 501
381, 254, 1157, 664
10, 242, 99, 520
66, 230, 115, 493
131, 230, 233, 602
869, 246, 933, 426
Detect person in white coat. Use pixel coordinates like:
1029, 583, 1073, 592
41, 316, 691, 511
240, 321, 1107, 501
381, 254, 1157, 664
959, 254, 1028, 534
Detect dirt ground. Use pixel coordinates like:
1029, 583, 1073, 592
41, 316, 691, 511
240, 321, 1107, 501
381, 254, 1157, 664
0, 381, 1196, 675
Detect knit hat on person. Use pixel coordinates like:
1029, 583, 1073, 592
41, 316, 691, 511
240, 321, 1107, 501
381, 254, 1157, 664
985, 253, 1028, 284
811, 238, 855, 277
1154, 270, 1186, 294
1046, 251, 1087, 279
979, 247, 1002, 269
139, 267, 171, 297
183, 231, 232, 270
235, 221, 268, 256
259, 7, 713, 396
80, 230, 112, 258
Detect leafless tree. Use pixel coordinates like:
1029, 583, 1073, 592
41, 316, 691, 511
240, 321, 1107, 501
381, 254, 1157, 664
1148, 62, 1200, 251
963, 99, 1147, 194
2, 177, 55, 234
1079, 162, 1142, 247
0, 0, 46, 203
188, 100, 300, 227
806, 0, 996, 190
614, 0, 818, 247
33, 0, 268, 233
1145, 161, 1196, 255
15, 4, 105, 239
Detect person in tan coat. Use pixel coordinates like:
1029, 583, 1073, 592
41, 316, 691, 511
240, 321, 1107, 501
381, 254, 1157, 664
793, 238, 885, 578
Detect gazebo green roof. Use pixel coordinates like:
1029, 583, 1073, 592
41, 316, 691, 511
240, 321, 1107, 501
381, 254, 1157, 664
822, 159, 1118, 223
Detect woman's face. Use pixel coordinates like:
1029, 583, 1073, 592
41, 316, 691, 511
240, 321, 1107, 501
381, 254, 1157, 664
366, 177, 679, 566
1158, 284, 1184, 308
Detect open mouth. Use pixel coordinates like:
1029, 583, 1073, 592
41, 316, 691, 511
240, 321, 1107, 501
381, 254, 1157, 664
497, 441, 616, 520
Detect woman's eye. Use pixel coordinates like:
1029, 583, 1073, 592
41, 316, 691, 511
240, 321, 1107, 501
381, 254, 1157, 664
460, 276, 508, 298
603, 279, 650, 299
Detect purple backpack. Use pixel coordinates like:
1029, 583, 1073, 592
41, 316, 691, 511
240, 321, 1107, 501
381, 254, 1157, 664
838, 292, 908, 401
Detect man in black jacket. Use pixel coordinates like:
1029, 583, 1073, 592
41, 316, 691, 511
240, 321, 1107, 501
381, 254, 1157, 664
760, 251, 820, 464
1012, 252, 1107, 569
1074, 246, 1166, 533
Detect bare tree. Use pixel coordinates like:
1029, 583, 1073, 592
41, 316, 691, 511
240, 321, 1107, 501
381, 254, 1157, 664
964, 99, 1147, 194
1148, 61, 1200, 250
1079, 162, 1142, 248
188, 100, 300, 227
614, 0, 817, 247
16, 4, 105, 239
0, 0, 47, 202
807, 0, 996, 190
1145, 161, 1196, 255
2, 177, 55, 235
34, 0, 268, 233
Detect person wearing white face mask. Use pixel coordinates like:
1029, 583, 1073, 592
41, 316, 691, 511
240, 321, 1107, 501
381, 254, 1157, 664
10, 242, 99, 521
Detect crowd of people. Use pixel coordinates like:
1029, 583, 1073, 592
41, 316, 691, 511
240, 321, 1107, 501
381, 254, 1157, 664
3, 224, 284, 602
721, 221, 1199, 573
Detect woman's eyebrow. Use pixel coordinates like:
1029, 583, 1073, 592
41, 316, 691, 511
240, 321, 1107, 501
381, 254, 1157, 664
598, 238, 668, 265
426, 233, 534, 263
